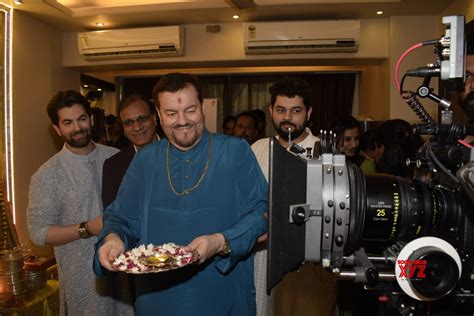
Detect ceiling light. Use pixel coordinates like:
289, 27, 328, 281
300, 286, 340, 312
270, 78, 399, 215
96, 22, 105, 27
377, 11, 383, 15
13, 0, 23, 4
83, 84, 89, 88
97, 88, 102, 91
232, 15, 240, 20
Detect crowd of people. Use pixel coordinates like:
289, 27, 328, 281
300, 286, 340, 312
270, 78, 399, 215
24, 28, 474, 316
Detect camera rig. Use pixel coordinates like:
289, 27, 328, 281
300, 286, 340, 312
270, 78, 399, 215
267, 15, 474, 315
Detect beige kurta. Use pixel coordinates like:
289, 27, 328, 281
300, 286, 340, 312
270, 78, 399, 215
27, 143, 133, 316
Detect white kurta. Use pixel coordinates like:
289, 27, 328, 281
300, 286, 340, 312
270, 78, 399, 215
27, 143, 133, 316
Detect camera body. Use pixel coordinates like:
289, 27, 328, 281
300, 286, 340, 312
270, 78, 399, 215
267, 14, 474, 314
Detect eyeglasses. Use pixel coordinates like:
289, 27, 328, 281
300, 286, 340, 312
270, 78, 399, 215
122, 114, 152, 128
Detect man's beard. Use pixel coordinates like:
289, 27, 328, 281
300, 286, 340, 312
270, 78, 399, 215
275, 121, 305, 141
65, 129, 91, 148
462, 90, 474, 122
169, 121, 204, 149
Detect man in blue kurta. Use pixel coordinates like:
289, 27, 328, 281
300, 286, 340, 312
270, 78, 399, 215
95, 72, 268, 315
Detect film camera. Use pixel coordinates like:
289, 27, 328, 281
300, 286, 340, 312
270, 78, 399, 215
267, 16, 474, 315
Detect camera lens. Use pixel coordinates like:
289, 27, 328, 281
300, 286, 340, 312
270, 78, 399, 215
345, 163, 464, 254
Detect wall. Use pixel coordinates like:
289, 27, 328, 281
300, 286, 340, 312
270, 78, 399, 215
359, 61, 390, 120
13, 11, 80, 256
443, 0, 474, 21
63, 19, 389, 68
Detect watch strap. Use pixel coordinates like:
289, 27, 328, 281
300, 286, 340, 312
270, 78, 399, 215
218, 235, 231, 256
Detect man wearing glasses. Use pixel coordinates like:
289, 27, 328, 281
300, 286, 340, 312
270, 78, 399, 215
102, 94, 160, 208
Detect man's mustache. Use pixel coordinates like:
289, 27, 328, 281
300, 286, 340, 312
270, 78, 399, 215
71, 129, 88, 136
173, 123, 194, 128
279, 122, 296, 130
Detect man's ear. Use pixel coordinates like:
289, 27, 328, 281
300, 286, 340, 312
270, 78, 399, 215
52, 124, 62, 137
268, 105, 273, 119
90, 114, 94, 127
306, 106, 312, 121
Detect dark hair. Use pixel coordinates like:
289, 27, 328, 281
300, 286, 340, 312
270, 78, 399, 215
105, 114, 117, 125
152, 73, 203, 108
118, 94, 156, 117
331, 115, 360, 140
222, 115, 236, 128
359, 129, 376, 153
269, 77, 311, 110
47, 90, 91, 126
374, 119, 422, 177
235, 111, 259, 128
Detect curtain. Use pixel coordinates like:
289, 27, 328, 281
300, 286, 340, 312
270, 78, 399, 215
304, 73, 357, 131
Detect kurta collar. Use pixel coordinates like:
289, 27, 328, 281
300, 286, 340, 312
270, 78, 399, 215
61, 142, 99, 162
169, 129, 210, 160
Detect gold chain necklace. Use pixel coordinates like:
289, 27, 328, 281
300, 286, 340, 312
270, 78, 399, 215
166, 133, 212, 196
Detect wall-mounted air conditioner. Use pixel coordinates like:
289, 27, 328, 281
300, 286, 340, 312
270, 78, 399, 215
78, 25, 184, 60
244, 20, 360, 55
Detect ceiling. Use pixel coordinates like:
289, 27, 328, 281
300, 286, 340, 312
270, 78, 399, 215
9, 0, 456, 32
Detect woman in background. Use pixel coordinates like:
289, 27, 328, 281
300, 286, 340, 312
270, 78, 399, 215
332, 115, 364, 166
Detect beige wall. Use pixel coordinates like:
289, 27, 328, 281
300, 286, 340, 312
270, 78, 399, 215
13, 11, 80, 256
443, 0, 474, 21
63, 19, 389, 68
359, 60, 390, 120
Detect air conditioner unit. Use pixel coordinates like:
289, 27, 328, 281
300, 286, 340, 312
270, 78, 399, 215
243, 20, 360, 55
78, 25, 184, 60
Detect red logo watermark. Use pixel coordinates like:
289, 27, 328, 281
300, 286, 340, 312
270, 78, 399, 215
398, 260, 427, 279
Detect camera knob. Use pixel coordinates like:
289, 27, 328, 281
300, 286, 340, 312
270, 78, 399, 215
365, 268, 379, 285
292, 206, 306, 225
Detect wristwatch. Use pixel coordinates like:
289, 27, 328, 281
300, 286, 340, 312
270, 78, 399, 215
219, 235, 231, 256
78, 221, 91, 239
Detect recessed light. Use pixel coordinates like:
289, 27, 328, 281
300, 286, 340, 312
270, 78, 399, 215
83, 84, 89, 88
96, 22, 105, 27
377, 11, 383, 15
97, 88, 103, 91
232, 15, 240, 20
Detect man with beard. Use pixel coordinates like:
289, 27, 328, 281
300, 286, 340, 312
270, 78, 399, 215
251, 77, 337, 316
95, 73, 267, 315
27, 90, 132, 315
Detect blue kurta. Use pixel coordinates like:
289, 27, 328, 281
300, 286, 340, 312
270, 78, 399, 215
95, 130, 268, 316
